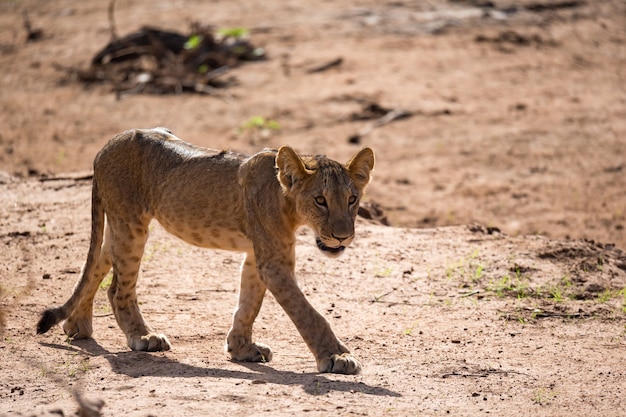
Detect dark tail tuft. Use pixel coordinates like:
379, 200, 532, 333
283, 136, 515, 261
36, 307, 65, 334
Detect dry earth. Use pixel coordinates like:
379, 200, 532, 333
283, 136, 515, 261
1, 178, 626, 416
1, 0, 626, 416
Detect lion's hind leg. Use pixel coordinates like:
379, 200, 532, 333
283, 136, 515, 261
107, 217, 171, 352
61, 224, 113, 339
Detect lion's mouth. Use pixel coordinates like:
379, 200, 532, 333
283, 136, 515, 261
316, 238, 345, 255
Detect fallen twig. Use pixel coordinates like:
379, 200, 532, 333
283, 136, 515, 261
459, 290, 481, 298
371, 289, 396, 303
306, 57, 343, 73
349, 108, 413, 144
39, 172, 94, 182
499, 307, 592, 320
532, 311, 587, 319
442, 368, 528, 378
442, 372, 488, 378
107, 0, 118, 41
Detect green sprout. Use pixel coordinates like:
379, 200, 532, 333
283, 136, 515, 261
99, 271, 113, 291
237, 116, 281, 144
184, 34, 203, 50
217, 27, 249, 39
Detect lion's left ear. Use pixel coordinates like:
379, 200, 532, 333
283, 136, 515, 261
276, 146, 311, 191
346, 147, 375, 189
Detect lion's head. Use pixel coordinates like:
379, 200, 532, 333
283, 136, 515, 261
276, 146, 375, 257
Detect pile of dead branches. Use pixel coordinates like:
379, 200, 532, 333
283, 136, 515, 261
76, 23, 265, 96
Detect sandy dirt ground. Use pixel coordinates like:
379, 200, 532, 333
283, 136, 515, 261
1, 0, 625, 416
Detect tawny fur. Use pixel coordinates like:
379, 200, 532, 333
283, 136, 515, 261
37, 127, 374, 374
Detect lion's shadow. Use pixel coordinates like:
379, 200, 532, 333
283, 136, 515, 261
40, 339, 401, 397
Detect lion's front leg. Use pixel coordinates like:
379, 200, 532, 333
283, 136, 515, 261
226, 253, 273, 362
259, 261, 362, 375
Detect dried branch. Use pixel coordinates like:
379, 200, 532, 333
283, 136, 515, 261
108, 0, 118, 41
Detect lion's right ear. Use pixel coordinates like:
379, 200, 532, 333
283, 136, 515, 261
276, 146, 311, 191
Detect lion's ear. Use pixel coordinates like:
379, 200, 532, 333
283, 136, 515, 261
276, 146, 310, 190
346, 147, 375, 189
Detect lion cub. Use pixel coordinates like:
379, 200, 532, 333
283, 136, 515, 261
37, 127, 374, 374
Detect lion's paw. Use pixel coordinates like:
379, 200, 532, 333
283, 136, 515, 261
318, 353, 362, 375
228, 342, 273, 363
128, 333, 172, 352
62, 317, 93, 339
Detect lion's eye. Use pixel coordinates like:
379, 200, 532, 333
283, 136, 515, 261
315, 196, 327, 207
348, 195, 357, 205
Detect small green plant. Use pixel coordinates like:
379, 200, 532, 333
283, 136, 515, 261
444, 249, 486, 285
530, 308, 542, 320
534, 276, 575, 302
184, 34, 203, 50
403, 321, 418, 336
549, 286, 564, 302
596, 287, 626, 314
217, 27, 249, 39
99, 271, 113, 291
487, 274, 529, 298
597, 256, 605, 271
444, 257, 465, 281
64, 357, 90, 378
143, 241, 171, 263
533, 388, 557, 405
95, 304, 112, 314
236, 116, 280, 144
474, 264, 484, 281
445, 264, 454, 281
597, 289, 614, 304
375, 267, 393, 278
55, 149, 66, 166
241, 116, 280, 131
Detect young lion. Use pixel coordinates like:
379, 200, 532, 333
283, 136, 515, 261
37, 128, 374, 375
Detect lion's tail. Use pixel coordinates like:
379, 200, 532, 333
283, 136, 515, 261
36, 177, 105, 335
